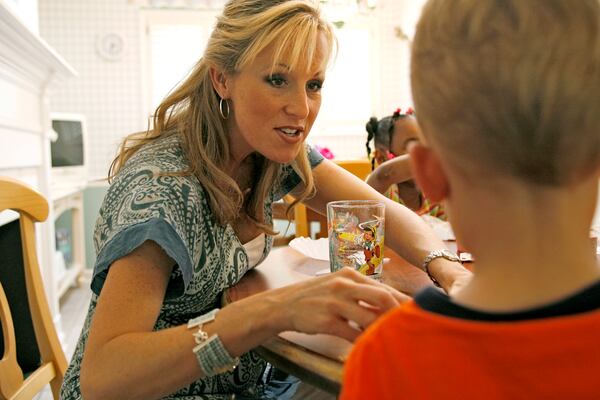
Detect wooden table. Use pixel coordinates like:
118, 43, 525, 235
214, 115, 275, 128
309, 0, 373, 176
224, 245, 434, 394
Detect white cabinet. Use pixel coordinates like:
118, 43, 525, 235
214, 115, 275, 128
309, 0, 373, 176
52, 185, 85, 299
0, 1, 76, 320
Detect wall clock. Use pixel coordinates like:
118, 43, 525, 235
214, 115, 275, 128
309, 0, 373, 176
96, 33, 124, 61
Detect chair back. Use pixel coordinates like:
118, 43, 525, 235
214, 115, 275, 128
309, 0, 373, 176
0, 177, 67, 400
334, 159, 372, 181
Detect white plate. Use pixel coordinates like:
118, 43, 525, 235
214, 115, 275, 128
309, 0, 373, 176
289, 237, 329, 261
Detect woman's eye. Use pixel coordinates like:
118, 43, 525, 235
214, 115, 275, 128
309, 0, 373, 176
267, 75, 286, 87
307, 80, 323, 92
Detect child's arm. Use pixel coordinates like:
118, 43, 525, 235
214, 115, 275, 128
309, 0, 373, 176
366, 154, 414, 194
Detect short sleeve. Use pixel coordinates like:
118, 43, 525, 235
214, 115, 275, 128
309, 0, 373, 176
92, 155, 206, 299
272, 144, 324, 200
92, 218, 191, 299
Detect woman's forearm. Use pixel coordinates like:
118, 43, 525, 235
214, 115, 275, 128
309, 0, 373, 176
81, 325, 201, 400
383, 197, 445, 266
383, 198, 470, 292
81, 296, 280, 400
80, 267, 403, 400
307, 161, 470, 293
79, 237, 332, 400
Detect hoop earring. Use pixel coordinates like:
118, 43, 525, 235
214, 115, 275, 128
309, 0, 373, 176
219, 98, 230, 119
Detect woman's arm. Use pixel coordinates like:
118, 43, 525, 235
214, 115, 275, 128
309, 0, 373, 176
365, 154, 414, 194
80, 240, 405, 400
303, 159, 470, 292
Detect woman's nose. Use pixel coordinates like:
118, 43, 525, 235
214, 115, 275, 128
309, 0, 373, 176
285, 88, 310, 119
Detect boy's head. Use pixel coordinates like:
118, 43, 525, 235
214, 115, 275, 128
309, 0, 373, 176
366, 109, 420, 169
411, 0, 600, 186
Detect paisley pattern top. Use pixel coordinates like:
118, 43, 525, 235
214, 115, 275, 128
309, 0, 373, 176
60, 134, 323, 399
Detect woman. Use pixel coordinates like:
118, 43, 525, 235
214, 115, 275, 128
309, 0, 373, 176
60, 1, 468, 399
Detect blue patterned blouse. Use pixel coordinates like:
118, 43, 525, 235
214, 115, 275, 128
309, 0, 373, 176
60, 134, 323, 399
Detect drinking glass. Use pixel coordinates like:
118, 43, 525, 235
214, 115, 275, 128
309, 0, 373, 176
327, 200, 385, 279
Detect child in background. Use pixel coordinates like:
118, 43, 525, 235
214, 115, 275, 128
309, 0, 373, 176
343, 0, 600, 398
365, 108, 445, 219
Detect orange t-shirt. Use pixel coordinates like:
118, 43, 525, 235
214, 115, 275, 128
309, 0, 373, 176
341, 300, 600, 400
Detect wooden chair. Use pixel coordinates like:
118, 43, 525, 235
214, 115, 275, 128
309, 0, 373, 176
334, 159, 372, 182
272, 198, 295, 247
0, 177, 67, 399
293, 159, 372, 239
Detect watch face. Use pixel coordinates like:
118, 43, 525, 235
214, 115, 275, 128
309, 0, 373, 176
96, 33, 124, 61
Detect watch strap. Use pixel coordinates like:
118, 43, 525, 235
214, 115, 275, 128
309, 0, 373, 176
422, 249, 460, 288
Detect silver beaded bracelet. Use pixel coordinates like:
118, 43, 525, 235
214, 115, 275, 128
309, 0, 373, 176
188, 308, 240, 377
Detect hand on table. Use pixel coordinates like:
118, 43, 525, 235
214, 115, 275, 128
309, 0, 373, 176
267, 267, 408, 342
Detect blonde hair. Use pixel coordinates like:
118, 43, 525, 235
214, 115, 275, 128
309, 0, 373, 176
411, 0, 600, 185
110, 0, 335, 232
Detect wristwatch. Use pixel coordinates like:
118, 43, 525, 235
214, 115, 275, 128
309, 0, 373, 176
422, 249, 460, 288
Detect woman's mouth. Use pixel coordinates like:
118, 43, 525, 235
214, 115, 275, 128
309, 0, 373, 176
276, 127, 304, 144
279, 127, 301, 137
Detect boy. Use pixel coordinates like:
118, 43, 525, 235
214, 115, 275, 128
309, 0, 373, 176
342, 0, 600, 398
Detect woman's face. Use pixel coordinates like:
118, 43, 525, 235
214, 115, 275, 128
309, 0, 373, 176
222, 33, 328, 165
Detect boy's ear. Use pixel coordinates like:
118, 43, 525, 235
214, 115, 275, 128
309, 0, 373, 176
408, 143, 449, 202
208, 66, 231, 98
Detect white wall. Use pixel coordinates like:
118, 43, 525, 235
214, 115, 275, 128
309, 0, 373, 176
38, 0, 144, 181
376, 0, 426, 113
2, 0, 39, 33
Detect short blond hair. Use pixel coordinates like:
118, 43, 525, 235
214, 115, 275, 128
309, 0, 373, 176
411, 0, 600, 185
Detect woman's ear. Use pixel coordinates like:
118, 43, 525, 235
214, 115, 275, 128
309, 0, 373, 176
208, 66, 231, 98
408, 143, 449, 202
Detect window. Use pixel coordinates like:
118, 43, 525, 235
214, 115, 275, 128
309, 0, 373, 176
310, 15, 379, 159
141, 9, 219, 121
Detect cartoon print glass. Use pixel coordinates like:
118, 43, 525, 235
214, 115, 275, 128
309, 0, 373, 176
327, 200, 385, 279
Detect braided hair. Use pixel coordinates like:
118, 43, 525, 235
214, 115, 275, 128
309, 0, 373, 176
365, 108, 414, 170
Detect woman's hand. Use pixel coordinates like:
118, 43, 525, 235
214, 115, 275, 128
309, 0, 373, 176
265, 268, 408, 342
428, 258, 473, 295
445, 266, 473, 296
